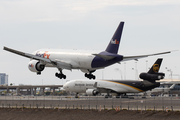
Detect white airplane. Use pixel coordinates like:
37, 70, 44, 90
3, 22, 171, 79
145, 84, 176, 96
63, 59, 165, 98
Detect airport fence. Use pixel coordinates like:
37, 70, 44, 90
0, 95, 180, 111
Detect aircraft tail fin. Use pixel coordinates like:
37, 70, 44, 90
148, 58, 163, 74
139, 58, 165, 81
105, 22, 124, 54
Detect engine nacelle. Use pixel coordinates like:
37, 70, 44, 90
28, 60, 45, 73
86, 89, 98, 96
139, 73, 165, 81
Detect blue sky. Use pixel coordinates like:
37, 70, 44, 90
0, 0, 180, 85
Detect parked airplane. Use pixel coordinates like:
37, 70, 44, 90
63, 58, 165, 98
3, 22, 171, 79
145, 84, 176, 96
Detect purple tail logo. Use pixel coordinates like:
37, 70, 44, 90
110, 39, 119, 44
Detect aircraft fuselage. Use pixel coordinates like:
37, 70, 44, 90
63, 79, 160, 94
33, 49, 123, 71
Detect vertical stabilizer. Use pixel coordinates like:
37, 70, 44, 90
139, 58, 164, 81
105, 22, 124, 54
148, 58, 163, 74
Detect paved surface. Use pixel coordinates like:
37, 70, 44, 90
0, 109, 180, 120
0, 96, 180, 111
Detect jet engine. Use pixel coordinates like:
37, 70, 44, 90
28, 60, 45, 73
86, 89, 99, 96
139, 72, 165, 81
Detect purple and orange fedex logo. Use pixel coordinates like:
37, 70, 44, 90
36, 51, 50, 59
29, 64, 34, 67
110, 39, 119, 44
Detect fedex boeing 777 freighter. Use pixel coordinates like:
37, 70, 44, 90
3, 22, 171, 79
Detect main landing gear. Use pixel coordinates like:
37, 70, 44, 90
105, 90, 112, 98
37, 72, 41, 75
105, 95, 112, 98
75, 93, 79, 98
55, 73, 66, 79
85, 73, 96, 79
55, 70, 66, 79
116, 93, 121, 98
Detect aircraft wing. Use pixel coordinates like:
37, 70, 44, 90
122, 51, 172, 61
54, 59, 72, 70
3, 46, 52, 63
3, 46, 72, 70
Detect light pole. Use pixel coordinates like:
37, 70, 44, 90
132, 61, 138, 80
124, 62, 126, 80
132, 68, 138, 80
115, 68, 123, 80
102, 70, 104, 80
172, 74, 180, 79
165, 67, 173, 80
146, 60, 148, 72
134, 61, 139, 80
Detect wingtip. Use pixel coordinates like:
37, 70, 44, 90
3, 46, 9, 50
171, 50, 179, 52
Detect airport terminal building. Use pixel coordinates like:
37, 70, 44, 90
0, 73, 8, 85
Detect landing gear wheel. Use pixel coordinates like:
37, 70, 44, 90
105, 95, 112, 98
55, 72, 66, 79
105, 95, 108, 98
116, 94, 121, 98
55, 73, 59, 77
75, 93, 79, 98
37, 72, 41, 75
85, 73, 96, 80
116, 96, 120, 98
62, 74, 66, 79
85, 73, 88, 77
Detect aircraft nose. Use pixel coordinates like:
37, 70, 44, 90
63, 84, 66, 89
63, 82, 69, 90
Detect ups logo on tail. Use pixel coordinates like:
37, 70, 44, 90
153, 64, 159, 73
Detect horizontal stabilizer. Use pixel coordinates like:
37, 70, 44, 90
92, 54, 115, 60
123, 51, 172, 61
